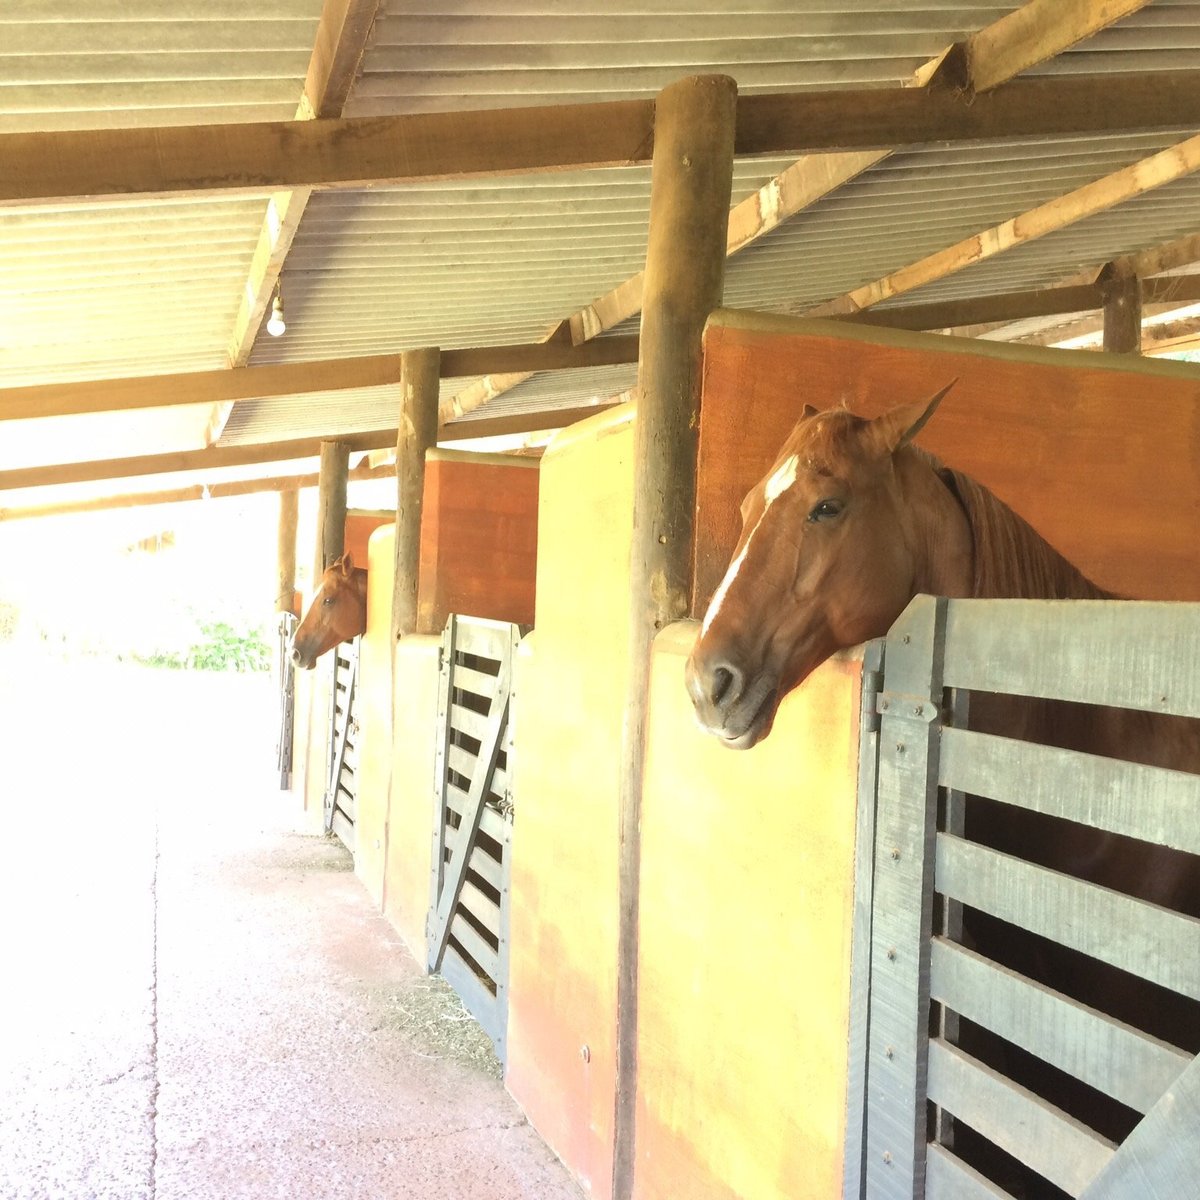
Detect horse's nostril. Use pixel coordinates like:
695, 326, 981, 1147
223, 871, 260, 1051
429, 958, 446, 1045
710, 666, 733, 706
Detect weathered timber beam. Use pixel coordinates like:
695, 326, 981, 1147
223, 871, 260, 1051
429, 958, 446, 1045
847, 274, 1200, 332
226, 0, 384, 369
953, 0, 1152, 95
0, 461, 392, 523
317, 440, 350, 570
0, 431, 396, 492
808, 134, 1200, 318
3, 73, 1200, 206
0, 335, 639, 423
0, 399, 608, 493
612, 74, 738, 1200
535, 0, 1154, 392
393, 347, 440, 641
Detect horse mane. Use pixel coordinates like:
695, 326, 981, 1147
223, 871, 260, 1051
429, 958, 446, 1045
932, 462, 1115, 602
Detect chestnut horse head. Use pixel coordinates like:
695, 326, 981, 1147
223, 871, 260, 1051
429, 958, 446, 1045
686, 383, 971, 749
291, 553, 368, 670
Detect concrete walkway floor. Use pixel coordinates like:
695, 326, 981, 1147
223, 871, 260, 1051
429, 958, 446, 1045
0, 656, 581, 1200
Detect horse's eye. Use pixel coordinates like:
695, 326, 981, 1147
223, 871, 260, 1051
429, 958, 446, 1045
322, 595, 334, 606
808, 499, 843, 523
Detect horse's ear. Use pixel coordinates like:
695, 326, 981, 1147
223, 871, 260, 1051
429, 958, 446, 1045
874, 380, 957, 453
340, 552, 354, 574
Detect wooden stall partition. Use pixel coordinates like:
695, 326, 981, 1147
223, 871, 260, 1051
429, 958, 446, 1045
636, 624, 869, 1200
295, 662, 333, 837
416, 449, 539, 634
506, 404, 636, 1200
381, 630, 443, 962
693, 311, 1200, 614
344, 508, 393, 568
353, 523, 396, 909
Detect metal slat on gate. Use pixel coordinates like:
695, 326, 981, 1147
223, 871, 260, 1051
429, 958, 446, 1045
324, 635, 360, 850
861, 596, 1200, 1200
428, 615, 518, 1063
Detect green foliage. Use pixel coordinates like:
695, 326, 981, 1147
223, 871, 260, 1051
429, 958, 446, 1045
139, 618, 272, 673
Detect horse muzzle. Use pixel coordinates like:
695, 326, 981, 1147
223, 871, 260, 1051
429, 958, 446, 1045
685, 652, 779, 750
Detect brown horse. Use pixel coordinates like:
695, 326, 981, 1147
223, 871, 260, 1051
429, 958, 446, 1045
687, 385, 1198, 771
291, 553, 368, 670
686, 388, 1200, 1184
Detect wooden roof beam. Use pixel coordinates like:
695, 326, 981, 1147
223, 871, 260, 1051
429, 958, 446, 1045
0, 334, 639, 423
0, 404, 613, 493
949, 0, 1152, 96
216, 0, 384, 456
555, 0, 1158, 379
3, 72, 1199, 208
0, 461, 394, 524
848, 273, 1200, 333
806, 135, 1200, 319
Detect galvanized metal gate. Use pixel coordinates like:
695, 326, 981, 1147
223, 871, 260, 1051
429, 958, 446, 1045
324, 635, 360, 850
858, 596, 1200, 1199
428, 615, 519, 1061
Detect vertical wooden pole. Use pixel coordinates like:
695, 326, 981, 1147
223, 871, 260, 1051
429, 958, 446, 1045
391, 347, 442, 645
316, 440, 350, 573
1101, 264, 1142, 353
612, 74, 737, 1200
276, 487, 299, 614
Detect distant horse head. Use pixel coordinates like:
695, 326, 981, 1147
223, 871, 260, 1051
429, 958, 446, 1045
686, 383, 970, 749
291, 553, 368, 670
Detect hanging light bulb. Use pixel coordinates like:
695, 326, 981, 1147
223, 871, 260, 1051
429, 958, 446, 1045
267, 287, 286, 337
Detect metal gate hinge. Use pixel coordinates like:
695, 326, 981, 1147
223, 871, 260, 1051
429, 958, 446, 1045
876, 691, 938, 724
862, 670, 884, 733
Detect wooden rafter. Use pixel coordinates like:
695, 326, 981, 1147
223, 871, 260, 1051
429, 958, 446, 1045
2, 73, 1198, 208
955, 0, 1152, 95
0, 403, 614, 493
215, 0, 383, 455
0, 335, 639, 424
0, 461, 395, 524
479, 0, 1156, 406
909, 233, 1200, 343
807, 135, 1200, 318
851, 274, 1200, 334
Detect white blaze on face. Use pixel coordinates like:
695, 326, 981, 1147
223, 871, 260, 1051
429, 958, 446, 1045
702, 454, 800, 635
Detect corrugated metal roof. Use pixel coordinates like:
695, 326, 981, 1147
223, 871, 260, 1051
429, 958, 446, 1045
248, 158, 799, 366
345, 2, 1012, 115
0, 1, 323, 132
0, 1, 324, 472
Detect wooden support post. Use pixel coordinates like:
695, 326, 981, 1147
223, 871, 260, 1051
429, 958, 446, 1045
276, 488, 299, 615
1102, 264, 1142, 353
391, 347, 442, 643
316, 440, 350, 573
612, 74, 737, 1200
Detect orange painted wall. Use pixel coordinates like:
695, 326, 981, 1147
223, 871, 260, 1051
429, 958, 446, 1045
507, 406, 634, 1200
694, 312, 1200, 613
637, 627, 865, 1200
417, 451, 539, 635
344, 510, 393, 570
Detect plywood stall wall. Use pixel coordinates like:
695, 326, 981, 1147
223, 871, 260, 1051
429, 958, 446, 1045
694, 311, 1200, 614
508, 403, 870, 1200
417, 450, 539, 634
354, 523, 442, 960
507, 406, 633, 1200
637, 630, 867, 1200
354, 524, 397, 910
344, 509, 394, 568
